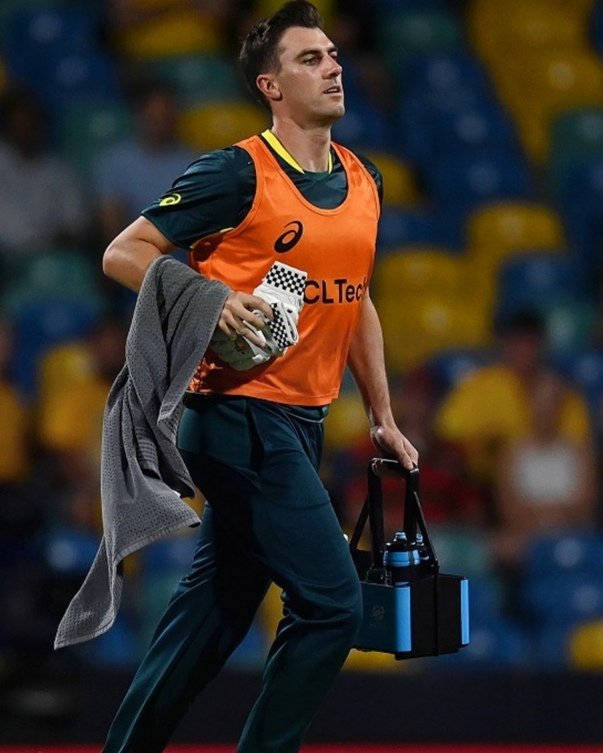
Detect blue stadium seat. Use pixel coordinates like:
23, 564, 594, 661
524, 532, 603, 576
32, 51, 121, 113
521, 572, 603, 625
400, 52, 494, 103
377, 207, 448, 251
45, 528, 100, 577
557, 160, 603, 272
332, 100, 395, 152
591, 0, 603, 56
425, 620, 533, 669
75, 615, 142, 668
2, 5, 97, 74
554, 350, 603, 415
425, 148, 533, 211
11, 296, 104, 397
495, 252, 587, 321
426, 347, 492, 395
140, 535, 198, 575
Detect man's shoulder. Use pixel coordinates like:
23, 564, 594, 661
334, 142, 383, 201
183, 144, 255, 180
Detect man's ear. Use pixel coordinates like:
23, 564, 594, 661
257, 73, 282, 102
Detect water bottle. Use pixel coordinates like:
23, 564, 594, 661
383, 531, 421, 585
415, 532, 433, 575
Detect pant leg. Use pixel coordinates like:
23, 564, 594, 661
187, 400, 363, 753
233, 448, 363, 753
102, 495, 271, 753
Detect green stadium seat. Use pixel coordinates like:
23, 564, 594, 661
59, 99, 134, 178
376, 8, 464, 71
148, 54, 243, 106
550, 108, 603, 195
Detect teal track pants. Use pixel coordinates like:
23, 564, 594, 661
102, 395, 363, 753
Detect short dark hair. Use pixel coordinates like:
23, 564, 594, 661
239, 1, 324, 108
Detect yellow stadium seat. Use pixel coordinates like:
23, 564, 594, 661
323, 391, 368, 452
115, 10, 223, 58
379, 295, 491, 372
569, 620, 603, 671
469, 0, 587, 63
373, 248, 465, 300
469, 0, 592, 62
467, 202, 565, 261
178, 102, 269, 152
362, 151, 420, 206
38, 342, 93, 406
256, 0, 335, 26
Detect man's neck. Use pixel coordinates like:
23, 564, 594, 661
270, 118, 332, 172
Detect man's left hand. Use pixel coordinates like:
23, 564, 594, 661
370, 424, 419, 472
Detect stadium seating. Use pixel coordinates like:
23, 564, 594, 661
554, 350, 603, 417
178, 101, 269, 152
148, 54, 243, 106
467, 202, 565, 267
495, 252, 586, 321
376, 208, 448, 252
373, 247, 465, 299
549, 107, 603, 195
376, 7, 464, 72
361, 151, 420, 206
113, 9, 224, 58
58, 99, 134, 177
569, 619, 603, 670
11, 296, 104, 397
1, 248, 104, 314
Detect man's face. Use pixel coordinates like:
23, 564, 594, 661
267, 25, 344, 126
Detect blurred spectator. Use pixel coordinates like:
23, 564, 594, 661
37, 317, 126, 491
434, 310, 591, 487
493, 371, 598, 569
93, 79, 196, 246
0, 88, 88, 257
331, 369, 486, 537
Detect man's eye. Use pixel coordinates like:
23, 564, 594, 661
303, 57, 318, 65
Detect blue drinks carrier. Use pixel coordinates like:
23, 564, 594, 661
350, 460, 470, 659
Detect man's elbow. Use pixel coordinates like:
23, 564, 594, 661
102, 241, 120, 281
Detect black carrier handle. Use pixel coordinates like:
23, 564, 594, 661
349, 460, 439, 574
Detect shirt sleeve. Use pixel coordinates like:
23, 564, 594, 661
141, 146, 255, 249
356, 153, 384, 207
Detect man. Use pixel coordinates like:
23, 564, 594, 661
101, 3, 418, 751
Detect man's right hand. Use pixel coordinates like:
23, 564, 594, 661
217, 291, 273, 347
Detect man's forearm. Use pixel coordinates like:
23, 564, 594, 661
347, 294, 395, 430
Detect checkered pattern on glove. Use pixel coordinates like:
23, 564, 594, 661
253, 261, 307, 353
209, 261, 307, 371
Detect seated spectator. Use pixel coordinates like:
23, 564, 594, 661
93, 79, 196, 247
37, 317, 126, 489
331, 368, 486, 538
0, 88, 88, 257
493, 371, 598, 569
434, 310, 591, 487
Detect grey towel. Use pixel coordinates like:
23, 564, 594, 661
54, 255, 230, 648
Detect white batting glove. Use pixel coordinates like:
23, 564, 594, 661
252, 262, 307, 355
209, 262, 307, 371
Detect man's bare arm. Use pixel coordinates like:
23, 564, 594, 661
347, 294, 418, 471
102, 216, 272, 343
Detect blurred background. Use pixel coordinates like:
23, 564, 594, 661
2, 0, 603, 748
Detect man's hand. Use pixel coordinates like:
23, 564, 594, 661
370, 424, 419, 472
217, 291, 273, 348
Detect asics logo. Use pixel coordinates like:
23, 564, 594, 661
274, 221, 304, 253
